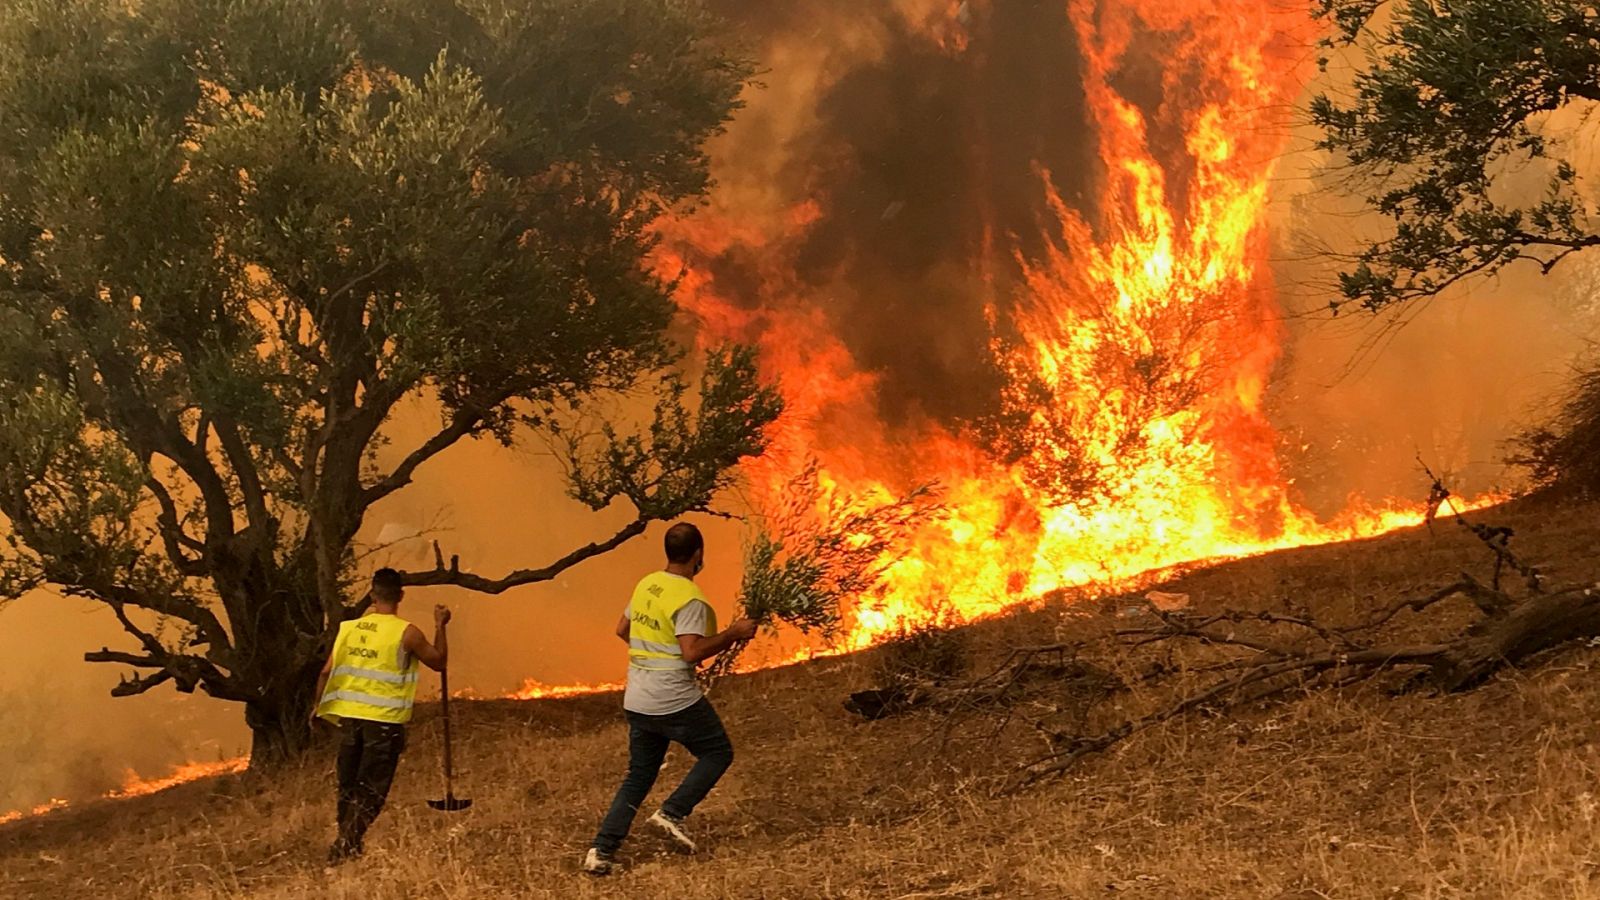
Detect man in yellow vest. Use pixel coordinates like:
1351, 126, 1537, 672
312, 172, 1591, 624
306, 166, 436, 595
313, 567, 450, 865
583, 522, 757, 875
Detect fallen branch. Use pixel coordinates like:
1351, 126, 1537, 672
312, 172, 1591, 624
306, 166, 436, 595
845, 645, 1100, 720
1012, 642, 1452, 788
1004, 578, 1600, 789
844, 494, 1600, 792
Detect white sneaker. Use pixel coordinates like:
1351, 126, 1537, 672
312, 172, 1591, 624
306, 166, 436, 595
647, 809, 696, 853
581, 847, 614, 876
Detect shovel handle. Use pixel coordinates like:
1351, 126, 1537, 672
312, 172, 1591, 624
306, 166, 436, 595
439, 665, 455, 786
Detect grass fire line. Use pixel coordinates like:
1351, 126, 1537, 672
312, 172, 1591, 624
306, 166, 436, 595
7, 497, 1600, 898
0, 482, 1491, 827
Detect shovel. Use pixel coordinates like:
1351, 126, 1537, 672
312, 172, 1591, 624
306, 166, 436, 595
428, 661, 473, 812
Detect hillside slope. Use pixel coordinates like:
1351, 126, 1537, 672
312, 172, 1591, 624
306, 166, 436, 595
5, 497, 1600, 899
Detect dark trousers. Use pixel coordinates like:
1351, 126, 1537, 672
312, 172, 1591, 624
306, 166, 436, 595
332, 719, 407, 858
593, 697, 734, 855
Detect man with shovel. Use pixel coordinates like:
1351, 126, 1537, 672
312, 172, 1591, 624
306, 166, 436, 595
314, 567, 451, 865
582, 522, 758, 876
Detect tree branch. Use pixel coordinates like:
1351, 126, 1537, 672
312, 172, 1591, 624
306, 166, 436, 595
75, 331, 238, 544
1344, 577, 1509, 632
0, 467, 235, 664
325, 260, 394, 307
109, 665, 176, 697
84, 599, 250, 701
398, 517, 650, 594
212, 415, 271, 534
83, 648, 165, 667
83, 646, 252, 701
144, 477, 208, 576
62, 578, 235, 667
360, 402, 500, 509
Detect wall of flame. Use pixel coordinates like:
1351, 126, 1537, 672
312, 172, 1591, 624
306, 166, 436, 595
658, 0, 1501, 653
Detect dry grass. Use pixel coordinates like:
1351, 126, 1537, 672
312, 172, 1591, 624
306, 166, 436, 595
6, 497, 1600, 898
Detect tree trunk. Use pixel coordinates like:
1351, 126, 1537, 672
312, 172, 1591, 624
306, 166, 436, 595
223, 570, 331, 769
1430, 584, 1600, 691
244, 666, 322, 769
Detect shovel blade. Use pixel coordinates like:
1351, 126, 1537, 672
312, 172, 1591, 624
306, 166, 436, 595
427, 795, 473, 812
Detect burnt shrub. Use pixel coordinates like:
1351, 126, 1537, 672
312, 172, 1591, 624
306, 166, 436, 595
871, 614, 969, 691
1511, 357, 1600, 496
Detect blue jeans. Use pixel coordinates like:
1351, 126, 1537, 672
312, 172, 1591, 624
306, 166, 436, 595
592, 697, 734, 854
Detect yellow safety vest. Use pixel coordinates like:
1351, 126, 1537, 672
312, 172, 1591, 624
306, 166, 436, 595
316, 613, 419, 724
627, 572, 715, 672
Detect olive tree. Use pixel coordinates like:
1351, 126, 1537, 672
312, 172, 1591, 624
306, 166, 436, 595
0, 0, 780, 765
1312, 0, 1600, 312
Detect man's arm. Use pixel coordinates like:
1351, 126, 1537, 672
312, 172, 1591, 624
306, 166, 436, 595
678, 617, 758, 666
310, 654, 333, 722
402, 605, 452, 673
615, 613, 630, 644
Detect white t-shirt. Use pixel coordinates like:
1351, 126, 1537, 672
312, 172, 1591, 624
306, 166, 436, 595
622, 574, 714, 716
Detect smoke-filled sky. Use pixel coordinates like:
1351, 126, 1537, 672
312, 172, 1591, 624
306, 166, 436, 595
3, 0, 1594, 813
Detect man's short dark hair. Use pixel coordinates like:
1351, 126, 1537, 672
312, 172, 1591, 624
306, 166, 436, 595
663, 522, 704, 564
371, 567, 404, 601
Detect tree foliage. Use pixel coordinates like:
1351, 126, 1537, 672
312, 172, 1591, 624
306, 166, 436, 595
0, 0, 777, 762
1312, 0, 1600, 311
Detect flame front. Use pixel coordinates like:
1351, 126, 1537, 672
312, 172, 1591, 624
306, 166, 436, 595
109, 758, 249, 799
508, 679, 626, 701
1, 758, 248, 824
664, 0, 1493, 653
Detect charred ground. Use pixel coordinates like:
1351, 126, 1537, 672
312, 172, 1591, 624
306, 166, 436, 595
5, 495, 1600, 899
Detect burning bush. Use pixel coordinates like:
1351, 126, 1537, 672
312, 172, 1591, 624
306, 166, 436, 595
701, 461, 941, 685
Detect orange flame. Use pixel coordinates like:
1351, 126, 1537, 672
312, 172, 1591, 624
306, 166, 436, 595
1, 757, 248, 824
0, 798, 68, 825
109, 758, 249, 799
508, 679, 625, 701
658, 0, 1501, 652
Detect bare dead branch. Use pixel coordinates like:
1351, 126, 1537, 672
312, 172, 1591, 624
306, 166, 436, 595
55, 575, 237, 675
110, 668, 175, 697
83, 648, 165, 668
1011, 642, 1452, 789
397, 518, 650, 594
84, 640, 251, 701
1420, 458, 1541, 592
1345, 577, 1511, 632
